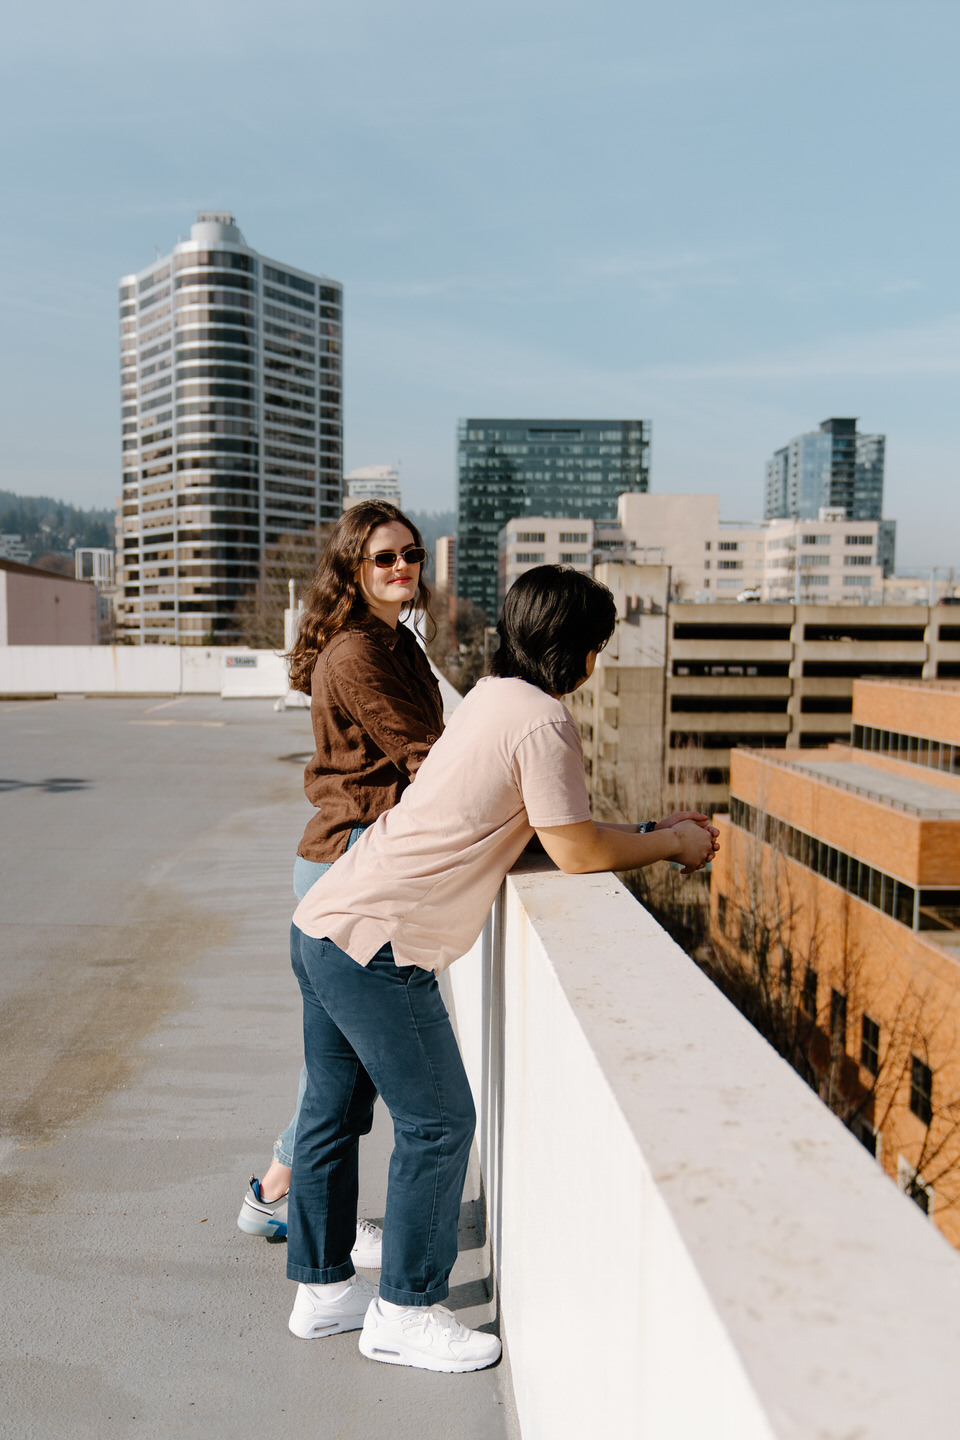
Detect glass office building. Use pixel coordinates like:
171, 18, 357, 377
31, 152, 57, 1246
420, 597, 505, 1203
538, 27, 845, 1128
116, 212, 342, 643
456, 418, 650, 618
764, 418, 885, 524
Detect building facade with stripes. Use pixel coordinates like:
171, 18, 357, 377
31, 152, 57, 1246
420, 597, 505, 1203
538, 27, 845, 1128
116, 212, 342, 643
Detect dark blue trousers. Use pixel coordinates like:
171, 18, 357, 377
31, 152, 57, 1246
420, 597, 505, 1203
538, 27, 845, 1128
286, 926, 476, 1306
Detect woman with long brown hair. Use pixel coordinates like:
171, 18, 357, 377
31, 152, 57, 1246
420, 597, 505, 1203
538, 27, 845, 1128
237, 501, 443, 1267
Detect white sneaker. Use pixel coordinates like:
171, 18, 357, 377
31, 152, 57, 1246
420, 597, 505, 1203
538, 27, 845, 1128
359, 1299, 502, 1373
288, 1275, 379, 1339
351, 1217, 383, 1269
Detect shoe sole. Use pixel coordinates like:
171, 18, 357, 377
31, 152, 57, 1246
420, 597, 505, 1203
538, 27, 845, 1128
237, 1209, 287, 1238
289, 1312, 369, 1338
358, 1331, 501, 1373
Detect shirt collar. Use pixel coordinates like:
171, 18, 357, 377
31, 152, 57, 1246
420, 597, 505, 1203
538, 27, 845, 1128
355, 610, 404, 650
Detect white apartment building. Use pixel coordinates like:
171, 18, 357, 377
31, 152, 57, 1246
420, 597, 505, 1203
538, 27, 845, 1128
343, 465, 402, 508
117, 211, 342, 644
497, 494, 893, 609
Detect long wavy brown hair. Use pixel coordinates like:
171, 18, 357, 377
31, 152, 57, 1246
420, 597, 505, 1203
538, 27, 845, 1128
286, 501, 436, 694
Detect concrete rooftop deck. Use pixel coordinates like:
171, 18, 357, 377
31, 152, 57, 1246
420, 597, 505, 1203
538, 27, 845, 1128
0, 695, 515, 1440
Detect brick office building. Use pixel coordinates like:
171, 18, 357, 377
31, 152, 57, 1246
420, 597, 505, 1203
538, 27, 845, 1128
709, 679, 960, 1244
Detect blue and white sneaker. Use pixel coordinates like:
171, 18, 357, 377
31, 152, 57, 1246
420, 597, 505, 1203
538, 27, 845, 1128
237, 1177, 288, 1238
236, 1178, 383, 1267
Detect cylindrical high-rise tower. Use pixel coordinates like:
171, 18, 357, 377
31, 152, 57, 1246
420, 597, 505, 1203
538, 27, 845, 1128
116, 212, 342, 643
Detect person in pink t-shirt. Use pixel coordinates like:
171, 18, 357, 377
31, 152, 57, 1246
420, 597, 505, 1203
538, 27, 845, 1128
285, 566, 719, 1374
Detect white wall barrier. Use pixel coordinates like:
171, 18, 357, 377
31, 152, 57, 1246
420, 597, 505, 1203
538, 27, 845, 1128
0, 645, 291, 699
446, 860, 960, 1440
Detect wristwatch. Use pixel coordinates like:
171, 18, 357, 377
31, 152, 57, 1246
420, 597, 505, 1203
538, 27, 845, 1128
636, 820, 657, 834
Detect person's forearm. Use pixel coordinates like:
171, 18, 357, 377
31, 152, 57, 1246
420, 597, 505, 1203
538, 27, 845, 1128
543, 823, 683, 874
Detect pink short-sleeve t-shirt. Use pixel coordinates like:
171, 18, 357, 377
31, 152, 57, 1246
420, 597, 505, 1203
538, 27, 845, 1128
292, 675, 591, 973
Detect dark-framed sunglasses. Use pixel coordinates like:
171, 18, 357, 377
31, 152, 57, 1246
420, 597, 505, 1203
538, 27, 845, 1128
361, 546, 426, 569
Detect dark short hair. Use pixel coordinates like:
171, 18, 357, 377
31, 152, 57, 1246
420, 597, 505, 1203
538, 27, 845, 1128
492, 566, 617, 695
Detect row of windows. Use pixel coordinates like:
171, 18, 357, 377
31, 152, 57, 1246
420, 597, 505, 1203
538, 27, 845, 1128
852, 724, 960, 776
139, 265, 171, 292
139, 286, 171, 311
264, 318, 315, 348
175, 271, 255, 294
264, 284, 314, 313
174, 346, 254, 365
174, 250, 255, 272
729, 796, 960, 932
264, 355, 314, 380
263, 300, 314, 332
171, 308, 255, 331
673, 661, 790, 677
176, 364, 255, 383
671, 695, 789, 714
264, 335, 316, 364
263, 264, 315, 295
176, 289, 255, 312
176, 401, 255, 420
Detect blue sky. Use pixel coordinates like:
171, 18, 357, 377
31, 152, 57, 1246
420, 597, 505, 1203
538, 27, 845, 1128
1, 0, 957, 567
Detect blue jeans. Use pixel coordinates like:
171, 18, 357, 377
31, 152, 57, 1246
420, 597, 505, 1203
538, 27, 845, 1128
286, 930, 476, 1305
273, 826, 368, 1167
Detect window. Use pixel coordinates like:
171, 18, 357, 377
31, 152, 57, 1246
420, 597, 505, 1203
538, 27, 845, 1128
845, 534, 873, 545
717, 560, 743, 571
830, 989, 847, 1048
910, 1056, 933, 1124
716, 894, 727, 934
844, 554, 873, 566
515, 552, 544, 563
263, 264, 315, 295
852, 1117, 879, 1157
718, 541, 740, 552
861, 1015, 880, 1075
515, 531, 545, 543
704, 541, 711, 551
801, 967, 818, 1018
738, 912, 754, 953
559, 531, 589, 543
898, 1155, 933, 1215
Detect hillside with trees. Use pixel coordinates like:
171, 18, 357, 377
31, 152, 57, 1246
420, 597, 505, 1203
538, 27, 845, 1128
0, 490, 114, 570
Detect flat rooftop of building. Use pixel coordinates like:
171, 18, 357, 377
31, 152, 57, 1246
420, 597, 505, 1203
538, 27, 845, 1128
765, 753, 960, 818
0, 694, 513, 1440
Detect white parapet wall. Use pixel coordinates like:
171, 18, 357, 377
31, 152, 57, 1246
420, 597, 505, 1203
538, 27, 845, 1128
446, 859, 960, 1440
0, 645, 290, 698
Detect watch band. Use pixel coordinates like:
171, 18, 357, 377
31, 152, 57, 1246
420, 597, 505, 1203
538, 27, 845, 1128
636, 820, 657, 834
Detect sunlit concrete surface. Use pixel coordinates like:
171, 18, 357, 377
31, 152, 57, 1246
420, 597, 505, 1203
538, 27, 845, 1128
0, 695, 514, 1440
785, 755, 960, 814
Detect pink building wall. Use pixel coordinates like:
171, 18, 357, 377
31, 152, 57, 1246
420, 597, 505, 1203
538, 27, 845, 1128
2, 566, 98, 645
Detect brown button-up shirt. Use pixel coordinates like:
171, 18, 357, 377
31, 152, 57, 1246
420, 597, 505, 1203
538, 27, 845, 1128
297, 615, 444, 863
